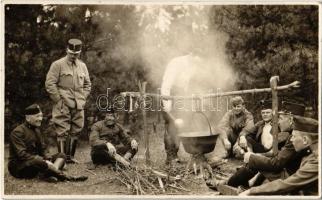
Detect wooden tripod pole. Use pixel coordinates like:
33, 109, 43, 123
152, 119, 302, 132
270, 76, 279, 155
138, 81, 150, 165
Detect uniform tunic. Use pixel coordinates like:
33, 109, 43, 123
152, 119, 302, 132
246, 120, 289, 153
45, 56, 91, 137
8, 122, 63, 178
218, 109, 254, 145
227, 134, 307, 187
249, 143, 318, 195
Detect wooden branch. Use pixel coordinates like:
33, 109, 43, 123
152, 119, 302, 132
121, 80, 300, 100
113, 153, 131, 168
138, 81, 150, 165
270, 76, 279, 155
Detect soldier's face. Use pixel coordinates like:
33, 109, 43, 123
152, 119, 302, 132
290, 131, 308, 152
26, 113, 43, 127
278, 114, 292, 132
105, 113, 116, 126
232, 104, 244, 115
67, 51, 80, 62
261, 109, 272, 122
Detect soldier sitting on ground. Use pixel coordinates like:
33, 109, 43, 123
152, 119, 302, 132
242, 100, 289, 156
217, 96, 255, 159
89, 108, 138, 167
239, 115, 318, 195
8, 104, 88, 183
206, 102, 311, 194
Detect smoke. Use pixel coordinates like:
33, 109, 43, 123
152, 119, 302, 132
136, 5, 236, 93
91, 5, 236, 119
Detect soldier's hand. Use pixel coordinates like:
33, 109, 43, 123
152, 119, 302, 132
243, 152, 253, 164
106, 142, 116, 156
239, 136, 247, 149
238, 189, 251, 196
223, 138, 231, 150
131, 139, 138, 150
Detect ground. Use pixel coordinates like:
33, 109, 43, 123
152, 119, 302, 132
4, 120, 243, 196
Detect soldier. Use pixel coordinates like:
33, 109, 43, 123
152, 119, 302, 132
8, 104, 87, 182
45, 38, 91, 163
239, 115, 318, 195
89, 109, 138, 166
206, 102, 309, 193
161, 51, 202, 164
244, 100, 289, 155
217, 96, 255, 159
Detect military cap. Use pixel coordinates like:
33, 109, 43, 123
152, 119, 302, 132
293, 115, 318, 134
230, 96, 244, 107
24, 104, 42, 115
67, 38, 82, 54
259, 100, 272, 110
279, 101, 305, 116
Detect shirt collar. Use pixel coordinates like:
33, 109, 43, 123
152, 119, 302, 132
65, 56, 78, 67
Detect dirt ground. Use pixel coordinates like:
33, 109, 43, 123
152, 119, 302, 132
4, 121, 243, 196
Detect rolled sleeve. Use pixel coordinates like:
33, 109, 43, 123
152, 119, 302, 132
240, 112, 255, 137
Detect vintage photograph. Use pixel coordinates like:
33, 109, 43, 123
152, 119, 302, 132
2, 2, 320, 198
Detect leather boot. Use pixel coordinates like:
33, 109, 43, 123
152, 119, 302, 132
46, 162, 87, 182
66, 136, 79, 164
57, 138, 66, 154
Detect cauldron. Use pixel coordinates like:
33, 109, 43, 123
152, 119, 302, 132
178, 111, 219, 154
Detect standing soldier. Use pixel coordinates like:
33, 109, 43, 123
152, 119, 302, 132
46, 38, 91, 163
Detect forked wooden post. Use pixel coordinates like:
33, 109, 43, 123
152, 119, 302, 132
138, 81, 150, 165
270, 76, 279, 155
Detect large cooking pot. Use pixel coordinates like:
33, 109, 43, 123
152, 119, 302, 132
178, 111, 219, 154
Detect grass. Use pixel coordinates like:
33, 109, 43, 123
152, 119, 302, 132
4, 119, 242, 196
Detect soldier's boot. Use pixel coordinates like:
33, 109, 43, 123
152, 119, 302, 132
57, 137, 67, 154
66, 136, 79, 164
46, 162, 88, 182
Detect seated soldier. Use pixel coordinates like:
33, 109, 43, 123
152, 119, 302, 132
89, 108, 138, 166
244, 100, 289, 155
217, 96, 255, 159
239, 115, 318, 196
206, 102, 308, 192
8, 104, 87, 182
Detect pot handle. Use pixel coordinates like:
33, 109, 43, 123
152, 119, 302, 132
192, 111, 213, 135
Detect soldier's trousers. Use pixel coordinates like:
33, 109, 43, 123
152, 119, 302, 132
8, 153, 65, 179
91, 143, 137, 165
163, 112, 180, 161
227, 165, 265, 188
52, 100, 84, 138
245, 135, 268, 153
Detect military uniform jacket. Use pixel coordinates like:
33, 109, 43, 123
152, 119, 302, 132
248, 135, 307, 175
248, 121, 289, 149
249, 143, 318, 195
218, 109, 254, 138
9, 122, 49, 164
89, 121, 132, 147
45, 56, 91, 110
